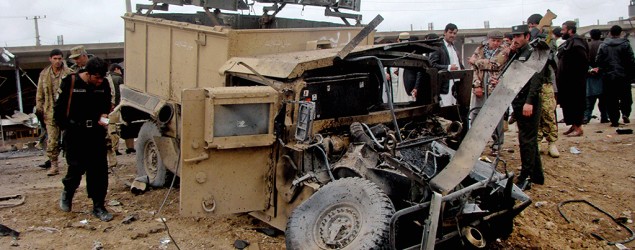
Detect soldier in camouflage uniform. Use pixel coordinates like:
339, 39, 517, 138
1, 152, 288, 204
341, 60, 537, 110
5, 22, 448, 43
106, 63, 124, 167
69, 45, 89, 72
527, 13, 560, 158
468, 30, 510, 155
35, 49, 72, 176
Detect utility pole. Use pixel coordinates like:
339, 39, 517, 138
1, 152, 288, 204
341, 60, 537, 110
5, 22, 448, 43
26, 15, 46, 46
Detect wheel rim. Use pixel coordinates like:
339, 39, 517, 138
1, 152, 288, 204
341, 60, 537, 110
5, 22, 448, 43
143, 140, 159, 180
315, 204, 361, 249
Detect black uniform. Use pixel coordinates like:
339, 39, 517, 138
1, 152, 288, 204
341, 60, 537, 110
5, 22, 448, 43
53, 73, 112, 206
511, 44, 545, 185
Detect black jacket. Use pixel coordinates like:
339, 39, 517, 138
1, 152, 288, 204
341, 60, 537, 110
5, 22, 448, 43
430, 41, 464, 94
512, 44, 543, 108
597, 37, 635, 82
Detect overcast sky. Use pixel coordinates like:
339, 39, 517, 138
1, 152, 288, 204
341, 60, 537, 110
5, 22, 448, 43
0, 0, 630, 47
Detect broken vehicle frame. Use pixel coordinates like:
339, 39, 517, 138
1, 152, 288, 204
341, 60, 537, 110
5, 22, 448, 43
178, 34, 540, 248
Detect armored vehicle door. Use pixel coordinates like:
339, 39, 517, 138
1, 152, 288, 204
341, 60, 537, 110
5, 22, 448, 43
180, 86, 279, 216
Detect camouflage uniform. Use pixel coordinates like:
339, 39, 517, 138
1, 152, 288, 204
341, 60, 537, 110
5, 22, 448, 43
70, 64, 83, 73
536, 39, 558, 145
35, 64, 71, 163
105, 73, 120, 167
537, 81, 558, 143
468, 41, 510, 151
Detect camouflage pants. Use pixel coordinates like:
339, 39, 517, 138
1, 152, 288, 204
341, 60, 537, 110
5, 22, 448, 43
537, 83, 558, 143
45, 122, 61, 161
107, 124, 119, 167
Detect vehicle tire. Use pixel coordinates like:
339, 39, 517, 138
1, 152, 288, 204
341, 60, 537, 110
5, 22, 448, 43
135, 122, 166, 187
285, 177, 395, 250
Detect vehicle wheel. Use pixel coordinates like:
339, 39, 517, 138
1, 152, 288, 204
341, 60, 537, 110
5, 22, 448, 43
285, 177, 395, 250
135, 122, 166, 187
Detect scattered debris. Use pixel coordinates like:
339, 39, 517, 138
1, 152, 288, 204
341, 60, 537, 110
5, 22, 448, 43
614, 243, 629, 250
155, 218, 167, 223
592, 218, 603, 223
616, 128, 633, 135
148, 227, 165, 234
131, 176, 149, 195
0, 194, 25, 208
159, 236, 171, 249
80, 219, 89, 225
108, 200, 122, 206
26, 226, 59, 233
577, 188, 586, 192
130, 232, 148, 240
479, 156, 492, 163
234, 239, 250, 249
559, 199, 635, 245
569, 147, 581, 155
534, 201, 548, 208
253, 227, 279, 237
122, 214, 138, 224
545, 221, 556, 230
0, 224, 19, 237
506, 148, 515, 153
616, 217, 629, 224
93, 240, 104, 250
103, 226, 114, 233
10, 239, 19, 247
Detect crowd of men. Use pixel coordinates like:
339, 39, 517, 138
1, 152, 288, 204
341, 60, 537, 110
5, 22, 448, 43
391, 14, 635, 190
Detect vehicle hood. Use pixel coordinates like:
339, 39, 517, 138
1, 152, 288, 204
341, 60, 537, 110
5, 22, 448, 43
219, 40, 440, 79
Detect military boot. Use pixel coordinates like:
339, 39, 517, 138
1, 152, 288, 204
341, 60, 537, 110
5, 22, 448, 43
548, 142, 560, 158
36, 160, 51, 169
93, 201, 113, 222
47, 160, 59, 176
59, 190, 74, 212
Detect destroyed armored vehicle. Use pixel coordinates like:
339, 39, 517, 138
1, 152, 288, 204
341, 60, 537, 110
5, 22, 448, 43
117, 1, 537, 248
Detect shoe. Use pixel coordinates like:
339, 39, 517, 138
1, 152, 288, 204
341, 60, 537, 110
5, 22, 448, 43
582, 118, 589, 124
548, 142, 560, 158
563, 126, 574, 135
59, 190, 74, 212
47, 161, 59, 176
515, 177, 531, 191
624, 116, 631, 124
92, 206, 113, 222
36, 160, 51, 169
567, 129, 584, 137
600, 118, 610, 123
610, 122, 619, 127
115, 150, 122, 156
125, 148, 136, 154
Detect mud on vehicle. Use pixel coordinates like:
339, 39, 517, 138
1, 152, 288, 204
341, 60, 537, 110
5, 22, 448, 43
117, 1, 533, 249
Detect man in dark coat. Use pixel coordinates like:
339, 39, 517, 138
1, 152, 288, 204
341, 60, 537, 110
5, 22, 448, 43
556, 21, 589, 137
54, 57, 114, 222
585, 29, 608, 124
430, 23, 464, 107
596, 25, 635, 126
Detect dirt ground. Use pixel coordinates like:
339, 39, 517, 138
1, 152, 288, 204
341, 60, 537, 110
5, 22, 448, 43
0, 111, 634, 249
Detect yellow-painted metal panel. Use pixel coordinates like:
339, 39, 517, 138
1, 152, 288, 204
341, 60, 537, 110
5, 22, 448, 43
170, 29, 199, 100
146, 25, 171, 98
124, 21, 147, 92
180, 88, 272, 215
